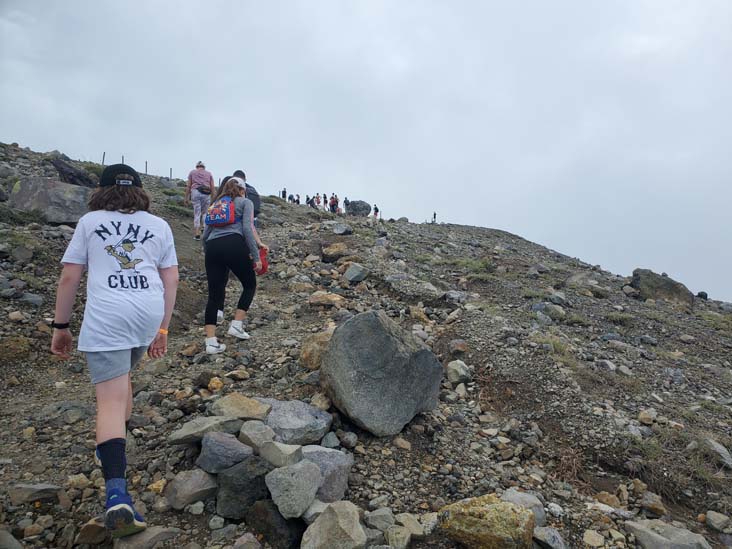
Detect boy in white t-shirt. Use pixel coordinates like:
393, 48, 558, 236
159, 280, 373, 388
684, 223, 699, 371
51, 164, 179, 538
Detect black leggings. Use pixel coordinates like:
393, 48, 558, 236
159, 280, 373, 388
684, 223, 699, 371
205, 234, 256, 325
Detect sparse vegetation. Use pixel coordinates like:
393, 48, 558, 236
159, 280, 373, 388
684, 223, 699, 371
531, 333, 578, 367
522, 288, 546, 299
79, 161, 104, 178
564, 313, 590, 327
701, 311, 732, 334
164, 204, 191, 217
606, 312, 634, 326
613, 428, 731, 504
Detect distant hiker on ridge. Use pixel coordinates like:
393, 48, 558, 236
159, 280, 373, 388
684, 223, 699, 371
184, 161, 214, 240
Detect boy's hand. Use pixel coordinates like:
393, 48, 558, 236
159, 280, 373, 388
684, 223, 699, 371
51, 329, 73, 360
148, 332, 168, 359
259, 243, 270, 252
254, 261, 263, 272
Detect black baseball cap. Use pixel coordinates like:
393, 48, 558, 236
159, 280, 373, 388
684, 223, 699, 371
99, 164, 142, 188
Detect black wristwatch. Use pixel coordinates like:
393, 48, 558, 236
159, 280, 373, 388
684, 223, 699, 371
51, 321, 70, 330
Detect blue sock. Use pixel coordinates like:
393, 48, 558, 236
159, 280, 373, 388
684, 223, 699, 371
106, 477, 127, 496
97, 437, 127, 482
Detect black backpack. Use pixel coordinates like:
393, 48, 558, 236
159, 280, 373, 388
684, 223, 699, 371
245, 184, 261, 217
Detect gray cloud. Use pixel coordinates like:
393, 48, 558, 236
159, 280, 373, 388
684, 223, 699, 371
1, 1, 730, 299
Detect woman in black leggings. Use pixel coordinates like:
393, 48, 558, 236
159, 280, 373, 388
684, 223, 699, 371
202, 177, 267, 354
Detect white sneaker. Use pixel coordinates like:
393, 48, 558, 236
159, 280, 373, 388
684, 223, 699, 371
217, 310, 224, 324
205, 341, 227, 354
227, 324, 251, 340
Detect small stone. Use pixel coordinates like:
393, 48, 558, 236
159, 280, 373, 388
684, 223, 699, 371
365, 507, 395, 532
706, 510, 730, 532
393, 437, 411, 451
211, 393, 271, 420
448, 339, 468, 354
303, 499, 329, 525
446, 360, 471, 385
114, 526, 181, 548
259, 441, 303, 467
595, 491, 620, 508
233, 533, 262, 549
188, 501, 205, 515
73, 517, 108, 545
8, 483, 60, 505
265, 460, 322, 519
533, 526, 567, 549
164, 469, 217, 510
8, 311, 24, 322
395, 512, 424, 538
238, 420, 276, 451
168, 416, 243, 445
583, 529, 605, 547
196, 431, 254, 473
638, 408, 658, 425
640, 491, 667, 517
208, 515, 225, 530
301, 500, 367, 549
208, 377, 224, 392
385, 525, 412, 549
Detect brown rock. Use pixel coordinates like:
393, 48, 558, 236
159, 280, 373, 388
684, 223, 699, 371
74, 517, 108, 545
322, 242, 350, 263
309, 291, 347, 308
640, 491, 667, 517
595, 491, 621, 508
439, 493, 534, 548
300, 331, 334, 370
180, 343, 199, 357
211, 393, 272, 420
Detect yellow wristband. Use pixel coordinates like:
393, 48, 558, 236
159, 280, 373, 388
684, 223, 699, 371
158, 328, 169, 335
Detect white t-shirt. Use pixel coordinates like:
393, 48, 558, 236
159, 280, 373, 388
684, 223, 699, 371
61, 210, 178, 352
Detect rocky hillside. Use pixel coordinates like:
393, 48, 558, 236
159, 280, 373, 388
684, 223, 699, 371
1, 140, 731, 549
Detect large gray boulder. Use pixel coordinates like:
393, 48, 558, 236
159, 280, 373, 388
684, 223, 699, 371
320, 311, 443, 436
255, 398, 332, 445
630, 269, 694, 308
624, 519, 711, 549
7, 177, 91, 224
347, 200, 371, 217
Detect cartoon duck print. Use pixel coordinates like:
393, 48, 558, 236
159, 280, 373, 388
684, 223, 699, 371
105, 232, 143, 273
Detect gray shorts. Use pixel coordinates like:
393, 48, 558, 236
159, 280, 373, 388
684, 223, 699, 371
85, 346, 147, 384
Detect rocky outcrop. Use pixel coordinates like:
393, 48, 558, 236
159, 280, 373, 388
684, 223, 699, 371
630, 268, 694, 308
321, 311, 443, 436
7, 177, 90, 224
49, 158, 97, 188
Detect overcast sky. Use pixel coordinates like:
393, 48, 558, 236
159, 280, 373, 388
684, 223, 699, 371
1, 1, 730, 300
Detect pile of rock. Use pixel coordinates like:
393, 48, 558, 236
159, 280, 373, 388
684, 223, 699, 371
162, 393, 445, 548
